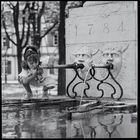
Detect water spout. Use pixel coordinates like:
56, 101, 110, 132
41, 63, 84, 69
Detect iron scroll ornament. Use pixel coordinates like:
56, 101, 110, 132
66, 63, 123, 100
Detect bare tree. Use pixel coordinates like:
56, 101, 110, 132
2, 2, 30, 74
2, 1, 59, 74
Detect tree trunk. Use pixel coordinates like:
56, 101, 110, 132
58, 1, 67, 96
17, 45, 22, 74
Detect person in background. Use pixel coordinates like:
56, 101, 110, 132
18, 46, 57, 99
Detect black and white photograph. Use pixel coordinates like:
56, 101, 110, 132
1, 1, 137, 138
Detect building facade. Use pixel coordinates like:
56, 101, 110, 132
1, 8, 59, 82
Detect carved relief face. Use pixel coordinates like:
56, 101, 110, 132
74, 53, 92, 65
73, 46, 93, 70
102, 49, 122, 77
72, 46, 98, 79
73, 51, 92, 80
101, 44, 129, 78
73, 46, 99, 67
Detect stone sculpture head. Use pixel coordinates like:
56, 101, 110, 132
72, 46, 99, 79
101, 43, 129, 78
73, 46, 99, 66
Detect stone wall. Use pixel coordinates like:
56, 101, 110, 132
65, 1, 137, 99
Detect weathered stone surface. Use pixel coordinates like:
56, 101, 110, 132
68, 1, 134, 18
66, 1, 137, 99
66, 12, 136, 44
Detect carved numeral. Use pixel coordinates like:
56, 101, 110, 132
88, 24, 94, 35
103, 23, 110, 33
117, 21, 126, 32
75, 24, 77, 36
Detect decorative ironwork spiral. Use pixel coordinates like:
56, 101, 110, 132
42, 62, 123, 100
66, 63, 123, 100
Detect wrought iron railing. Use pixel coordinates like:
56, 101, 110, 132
42, 62, 123, 100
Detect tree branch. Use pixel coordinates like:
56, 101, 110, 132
22, 21, 30, 49
21, 16, 25, 42
21, 2, 30, 42
7, 2, 14, 9
2, 19, 17, 46
39, 1, 45, 16
13, 2, 20, 44
41, 21, 59, 39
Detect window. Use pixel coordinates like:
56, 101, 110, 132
6, 61, 11, 74
1, 61, 5, 75
2, 60, 11, 75
3, 37, 7, 47
53, 33, 58, 46
3, 37, 9, 48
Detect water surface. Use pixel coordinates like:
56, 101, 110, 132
2, 104, 137, 138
